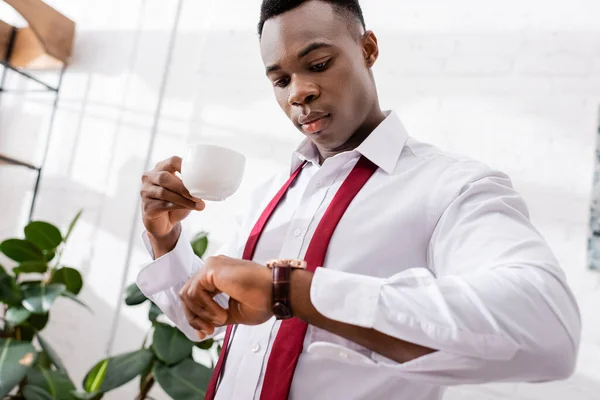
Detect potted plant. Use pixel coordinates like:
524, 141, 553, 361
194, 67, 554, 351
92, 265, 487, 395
0, 212, 219, 400
81, 231, 220, 400
0, 210, 89, 399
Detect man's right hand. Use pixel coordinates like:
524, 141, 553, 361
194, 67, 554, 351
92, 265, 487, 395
141, 156, 205, 257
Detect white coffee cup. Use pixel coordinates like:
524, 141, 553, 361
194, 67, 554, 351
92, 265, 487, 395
181, 143, 246, 202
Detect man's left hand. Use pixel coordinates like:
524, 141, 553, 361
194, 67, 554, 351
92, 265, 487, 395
179, 255, 273, 339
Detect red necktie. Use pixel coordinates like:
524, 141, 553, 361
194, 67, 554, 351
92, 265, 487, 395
205, 156, 378, 400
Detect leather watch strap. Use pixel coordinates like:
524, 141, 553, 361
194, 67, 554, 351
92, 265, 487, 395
266, 259, 307, 320
272, 266, 292, 319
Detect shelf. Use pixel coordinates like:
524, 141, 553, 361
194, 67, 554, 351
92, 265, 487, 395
0, 61, 59, 92
0, 154, 40, 171
0, 0, 74, 222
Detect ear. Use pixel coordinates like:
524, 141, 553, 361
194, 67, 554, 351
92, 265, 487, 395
362, 31, 379, 68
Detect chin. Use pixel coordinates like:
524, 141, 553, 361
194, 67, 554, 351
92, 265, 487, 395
312, 133, 348, 151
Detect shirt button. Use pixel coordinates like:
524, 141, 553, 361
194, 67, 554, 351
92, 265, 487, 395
316, 180, 323, 188
251, 343, 261, 353
293, 228, 302, 237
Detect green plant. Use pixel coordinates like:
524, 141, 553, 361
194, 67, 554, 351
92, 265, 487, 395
0, 210, 90, 399
80, 231, 220, 400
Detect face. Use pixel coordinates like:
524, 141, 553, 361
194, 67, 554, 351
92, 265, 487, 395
260, 1, 380, 155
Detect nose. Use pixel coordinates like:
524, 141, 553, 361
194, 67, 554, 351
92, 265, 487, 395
288, 76, 319, 106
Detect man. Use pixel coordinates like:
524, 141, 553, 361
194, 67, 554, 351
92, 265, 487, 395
137, 0, 581, 399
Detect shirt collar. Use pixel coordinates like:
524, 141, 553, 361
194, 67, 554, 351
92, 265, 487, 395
291, 110, 409, 175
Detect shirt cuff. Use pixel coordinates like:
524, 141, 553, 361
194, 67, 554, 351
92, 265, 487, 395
137, 230, 201, 298
310, 267, 383, 329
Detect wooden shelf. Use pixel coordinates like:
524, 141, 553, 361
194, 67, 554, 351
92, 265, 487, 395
1, 0, 75, 70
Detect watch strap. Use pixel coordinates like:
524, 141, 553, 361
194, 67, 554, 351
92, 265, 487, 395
267, 259, 307, 320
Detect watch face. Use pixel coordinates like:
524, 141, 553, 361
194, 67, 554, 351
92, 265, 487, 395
273, 302, 292, 319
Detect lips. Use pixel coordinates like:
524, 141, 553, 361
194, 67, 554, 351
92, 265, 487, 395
299, 112, 330, 134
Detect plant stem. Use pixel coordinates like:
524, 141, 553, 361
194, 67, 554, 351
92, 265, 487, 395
53, 244, 66, 271
136, 375, 155, 400
16, 375, 27, 397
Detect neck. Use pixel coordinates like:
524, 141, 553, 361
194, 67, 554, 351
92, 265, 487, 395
318, 106, 386, 163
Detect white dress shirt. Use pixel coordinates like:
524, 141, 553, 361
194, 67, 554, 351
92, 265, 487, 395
137, 111, 581, 400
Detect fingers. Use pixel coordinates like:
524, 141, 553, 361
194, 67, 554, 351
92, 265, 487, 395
181, 301, 215, 337
141, 158, 205, 211
180, 279, 216, 336
142, 184, 204, 212
142, 200, 185, 218
155, 156, 183, 174
195, 330, 208, 340
142, 156, 203, 201
146, 169, 197, 201
188, 288, 229, 325
180, 285, 228, 326
142, 167, 203, 204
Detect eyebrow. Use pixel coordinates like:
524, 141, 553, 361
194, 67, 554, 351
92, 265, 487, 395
265, 42, 333, 74
298, 42, 332, 58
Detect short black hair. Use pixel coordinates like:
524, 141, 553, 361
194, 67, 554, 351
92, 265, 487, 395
258, 0, 366, 37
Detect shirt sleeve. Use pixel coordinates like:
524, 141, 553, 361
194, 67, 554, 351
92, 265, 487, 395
136, 174, 283, 343
136, 230, 231, 342
309, 162, 581, 385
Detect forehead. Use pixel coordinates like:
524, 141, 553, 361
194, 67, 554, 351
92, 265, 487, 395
260, 1, 353, 64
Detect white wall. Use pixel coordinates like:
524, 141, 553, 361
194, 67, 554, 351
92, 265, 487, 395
1, 0, 599, 398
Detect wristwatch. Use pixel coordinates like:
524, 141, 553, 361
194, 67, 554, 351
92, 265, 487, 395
266, 259, 307, 320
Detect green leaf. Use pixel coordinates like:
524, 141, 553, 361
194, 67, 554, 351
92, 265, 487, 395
196, 338, 215, 350
23, 384, 54, 400
51, 267, 83, 295
148, 302, 162, 322
190, 232, 209, 258
17, 313, 50, 342
0, 264, 22, 305
0, 239, 44, 262
28, 313, 50, 331
71, 390, 103, 400
83, 349, 154, 393
24, 222, 63, 251
26, 366, 76, 400
5, 306, 32, 326
125, 283, 147, 306
61, 291, 93, 313
18, 325, 36, 342
152, 323, 194, 365
153, 358, 212, 399
0, 339, 37, 397
14, 261, 49, 275
83, 359, 107, 393
21, 283, 67, 314
64, 210, 83, 243
44, 250, 56, 263
36, 351, 52, 369
37, 335, 67, 373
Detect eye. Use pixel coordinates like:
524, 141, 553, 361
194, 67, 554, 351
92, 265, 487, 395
274, 77, 290, 88
310, 59, 330, 72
